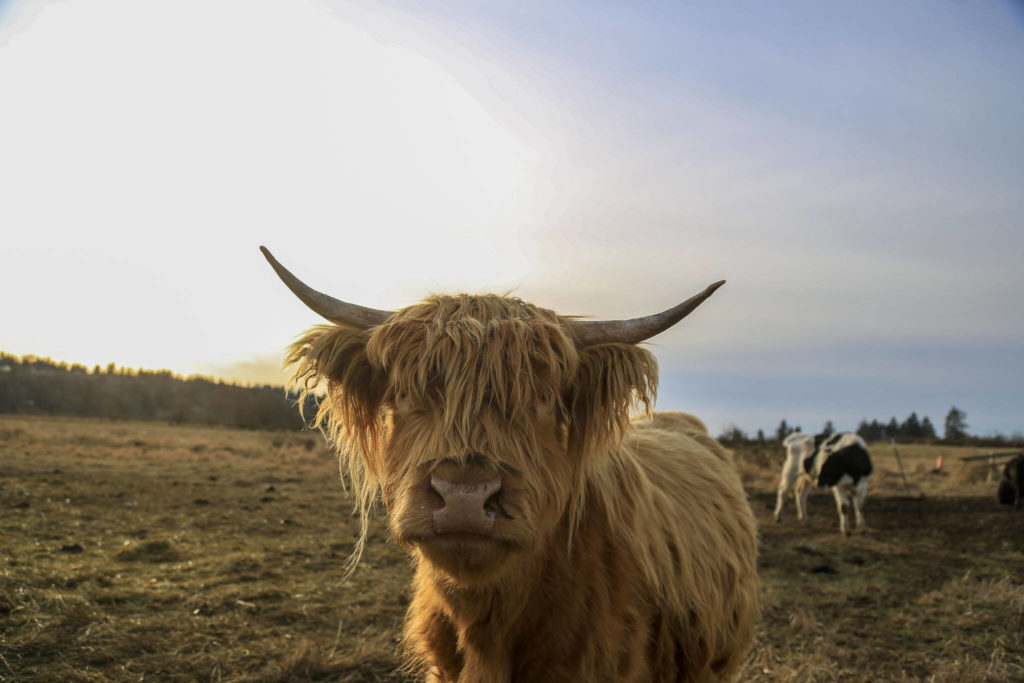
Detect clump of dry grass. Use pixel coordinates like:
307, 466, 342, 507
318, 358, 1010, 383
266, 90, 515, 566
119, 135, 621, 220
907, 571, 1024, 674
950, 462, 998, 486
114, 540, 181, 563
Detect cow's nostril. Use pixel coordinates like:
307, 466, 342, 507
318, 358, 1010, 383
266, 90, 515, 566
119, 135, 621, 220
426, 479, 446, 509
485, 491, 514, 520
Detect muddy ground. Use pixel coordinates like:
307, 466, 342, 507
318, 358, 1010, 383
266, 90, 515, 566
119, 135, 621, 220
1, 415, 1022, 681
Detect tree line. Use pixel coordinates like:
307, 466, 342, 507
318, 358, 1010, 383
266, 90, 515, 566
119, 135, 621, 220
0, 353, 314, 431
720, 407, 1020, 448
775, 413, 943, 442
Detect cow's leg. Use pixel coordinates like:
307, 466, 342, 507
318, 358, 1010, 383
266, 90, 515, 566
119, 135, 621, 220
852, 479, 869, 531
774, 464, 797, 522
832, 486, 850, 536
1013, 460, 1022, 512
795, 477, 811, 524
773, 483, 787, 522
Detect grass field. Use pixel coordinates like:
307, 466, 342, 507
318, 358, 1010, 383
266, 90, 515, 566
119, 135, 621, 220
1, 415, 1022, 681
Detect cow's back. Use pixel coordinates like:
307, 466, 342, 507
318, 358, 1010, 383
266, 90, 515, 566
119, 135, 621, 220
644, 411, 731, 462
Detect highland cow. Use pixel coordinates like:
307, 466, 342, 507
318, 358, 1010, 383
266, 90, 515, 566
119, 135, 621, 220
261, 247, 759, 682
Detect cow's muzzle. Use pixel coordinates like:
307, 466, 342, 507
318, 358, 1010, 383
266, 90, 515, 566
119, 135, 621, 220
428, 458, 511, 536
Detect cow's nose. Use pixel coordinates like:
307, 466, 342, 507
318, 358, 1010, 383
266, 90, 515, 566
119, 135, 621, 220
428, 462, 507, 535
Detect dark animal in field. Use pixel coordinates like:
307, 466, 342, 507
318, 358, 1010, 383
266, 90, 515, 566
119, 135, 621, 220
998, 455, 1023, 511
261, 247, 759, 682
774, 431, 872, 535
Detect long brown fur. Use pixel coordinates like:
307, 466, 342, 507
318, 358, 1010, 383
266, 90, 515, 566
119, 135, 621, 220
287, 293, 759, 682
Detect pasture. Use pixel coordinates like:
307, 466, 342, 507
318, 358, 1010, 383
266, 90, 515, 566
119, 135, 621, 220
1, 415, 1022, 681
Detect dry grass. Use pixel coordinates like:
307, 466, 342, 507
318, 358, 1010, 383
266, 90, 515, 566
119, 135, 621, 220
0, 415, 408, 682
2, 416, 1023, 681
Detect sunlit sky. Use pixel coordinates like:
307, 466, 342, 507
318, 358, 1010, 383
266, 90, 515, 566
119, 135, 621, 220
2, 0, 1022, 436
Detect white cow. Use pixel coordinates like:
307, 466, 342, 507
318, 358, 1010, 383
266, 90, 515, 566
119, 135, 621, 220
774, 431, 873, 535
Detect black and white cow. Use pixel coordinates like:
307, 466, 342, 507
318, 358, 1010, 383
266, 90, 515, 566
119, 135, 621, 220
998, 455, 1023, 511
774, 431, 873, 535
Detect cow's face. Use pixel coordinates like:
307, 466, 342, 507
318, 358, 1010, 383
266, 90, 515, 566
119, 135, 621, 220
289, 294, 657, 585
364, 296, 580, 583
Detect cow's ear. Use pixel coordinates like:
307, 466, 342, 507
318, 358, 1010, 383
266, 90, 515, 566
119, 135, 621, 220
286, 324, 388, 456
565, 343, 657, 464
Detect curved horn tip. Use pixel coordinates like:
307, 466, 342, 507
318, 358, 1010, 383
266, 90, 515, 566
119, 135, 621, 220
566, 278, 727, 346
258, 246, 394, 328
259, 246, 296, 285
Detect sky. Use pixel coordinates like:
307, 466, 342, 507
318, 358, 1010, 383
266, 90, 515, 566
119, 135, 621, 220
1, 0, 1022, 437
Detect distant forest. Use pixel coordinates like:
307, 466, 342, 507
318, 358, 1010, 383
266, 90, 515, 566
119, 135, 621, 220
720, 407, 1022, 449
0, 353, 313, 431
2, 352, 1019, 447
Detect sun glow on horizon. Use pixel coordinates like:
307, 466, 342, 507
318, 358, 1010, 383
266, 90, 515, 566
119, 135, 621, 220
0, 0, 540, 379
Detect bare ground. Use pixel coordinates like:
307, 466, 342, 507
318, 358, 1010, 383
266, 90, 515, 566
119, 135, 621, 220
1, 416, 1022, 682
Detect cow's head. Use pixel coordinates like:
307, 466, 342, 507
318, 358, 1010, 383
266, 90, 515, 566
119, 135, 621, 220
261, 247, 723, 585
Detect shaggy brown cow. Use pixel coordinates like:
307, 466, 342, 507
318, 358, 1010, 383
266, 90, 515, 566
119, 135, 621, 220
261, 247, 759, 682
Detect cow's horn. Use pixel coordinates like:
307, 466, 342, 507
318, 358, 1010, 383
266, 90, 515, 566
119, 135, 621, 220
260, 246, 393, 328
568, 280, 726, 346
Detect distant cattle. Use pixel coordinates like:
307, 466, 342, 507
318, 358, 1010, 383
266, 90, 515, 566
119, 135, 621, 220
998, 455, 1023, 511
774, 431, 873, 535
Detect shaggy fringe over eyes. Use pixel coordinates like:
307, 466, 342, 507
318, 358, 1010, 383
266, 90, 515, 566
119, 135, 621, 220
287, 295, 659, 570
368, 295, 579, 434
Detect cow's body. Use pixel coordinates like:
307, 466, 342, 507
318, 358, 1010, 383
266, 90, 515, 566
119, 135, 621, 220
998, 455, 1024, 511
261, 248, 759, 682
774, 431, 872, 535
